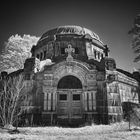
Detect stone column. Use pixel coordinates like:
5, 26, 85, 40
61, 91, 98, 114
44, 92, 47, 111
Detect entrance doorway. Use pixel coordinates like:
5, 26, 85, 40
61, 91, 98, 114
57, 75, 83, 121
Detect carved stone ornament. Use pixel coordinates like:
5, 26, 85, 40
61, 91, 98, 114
65, 44, 75, 61
107, 74, 116, 83
66, 65, 73, 73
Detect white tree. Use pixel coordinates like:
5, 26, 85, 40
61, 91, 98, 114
0, 74, 28, 129
0, 34, 39, 73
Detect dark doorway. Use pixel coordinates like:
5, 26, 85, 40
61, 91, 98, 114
57, 75, 83, 125
57, 75, 82, 89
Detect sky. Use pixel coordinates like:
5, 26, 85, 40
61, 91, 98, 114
0, 0, 140, 72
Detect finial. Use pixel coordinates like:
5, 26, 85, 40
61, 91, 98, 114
65, 44, 75, 61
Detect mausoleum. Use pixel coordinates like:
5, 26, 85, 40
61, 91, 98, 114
1, 25, 140, 125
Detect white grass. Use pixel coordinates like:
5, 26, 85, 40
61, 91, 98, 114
0, 122, 140, 140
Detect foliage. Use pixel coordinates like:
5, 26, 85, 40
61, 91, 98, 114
0, 34, 39, 73
129, 106, 140, 129
0, 75, 27, 128
129, 14, 140, 62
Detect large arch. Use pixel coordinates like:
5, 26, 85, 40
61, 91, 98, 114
53, 61, 89, 89
56, 74, 83, 122
57, 75, 82, 89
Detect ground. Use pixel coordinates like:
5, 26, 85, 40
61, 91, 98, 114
0, 122, 140, 140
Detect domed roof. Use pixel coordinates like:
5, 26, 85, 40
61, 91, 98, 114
39, 25, 103, 44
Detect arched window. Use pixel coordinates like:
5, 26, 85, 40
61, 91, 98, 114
40, 52, 43, 60
61, 47, 65, 55
98, 52, 100, 60
74, 47, 79, 54
36, 54, 40, 59
86, 42, 92, 56
44, 50, 46, 59
101, 54, 104, 59
55, 42, 60, 56
94, 50, 97, 59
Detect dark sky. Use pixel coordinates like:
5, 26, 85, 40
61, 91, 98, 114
0, 0, 140, 72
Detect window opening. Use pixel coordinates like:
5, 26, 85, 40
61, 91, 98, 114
73, 94, 80, 100
36, 54, 40, 59
44, 51, 46, 59
75, 47, 79, 54
40, 52, 43, 60
94, 50, 97, 59
61, 48, 65, 55
98, 52, 100, 60
59, 94, 67, 100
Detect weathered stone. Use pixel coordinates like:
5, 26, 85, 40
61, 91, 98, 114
1, 25, 140, 126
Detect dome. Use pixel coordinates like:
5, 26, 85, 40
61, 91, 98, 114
38, 25, 103, 44
32, 25, 108, 63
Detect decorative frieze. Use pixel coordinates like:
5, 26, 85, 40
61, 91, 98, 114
107, 82, 118, 93
53, 60, 94, 73
118, 83, 139, 103
44, 74, 53, 80
117, 72, 138, 86
53, 63, 87, 88
43, 74, 53, 87
86, 74, 96, 80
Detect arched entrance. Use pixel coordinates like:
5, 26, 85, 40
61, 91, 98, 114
57, 75, 83, 124
57, 75, 82, 89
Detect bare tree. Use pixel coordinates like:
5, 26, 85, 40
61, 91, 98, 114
0, 74, 27, 129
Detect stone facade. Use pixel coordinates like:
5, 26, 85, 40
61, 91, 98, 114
0, 25, 140, 125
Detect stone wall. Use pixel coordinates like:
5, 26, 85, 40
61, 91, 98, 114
106, 69, 140, 123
